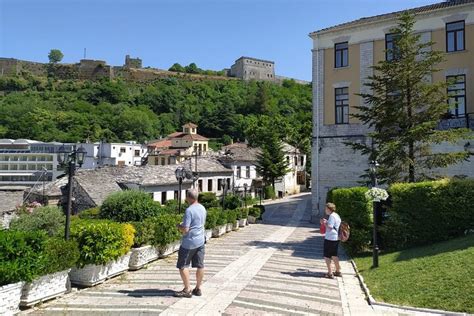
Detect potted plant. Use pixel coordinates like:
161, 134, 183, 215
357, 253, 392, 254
225, 210, 237, 232
205, 208, 218, 241
151, 213, 182, 258
69, 219, 135, 287
212, 208, 227, 237
21, 238, 79, 306
248, 207, 261, 224
0, 230, 47, 314
129, 219, 158, 270
237, 208, 249, 227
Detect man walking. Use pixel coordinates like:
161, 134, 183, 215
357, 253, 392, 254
174, 188, 207, 298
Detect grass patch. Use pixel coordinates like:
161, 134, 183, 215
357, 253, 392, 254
353, 235, 474, 314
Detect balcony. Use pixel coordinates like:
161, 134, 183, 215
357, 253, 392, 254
437, 113, 473, 131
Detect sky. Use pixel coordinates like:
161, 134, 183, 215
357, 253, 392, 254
1, 0, 440, 81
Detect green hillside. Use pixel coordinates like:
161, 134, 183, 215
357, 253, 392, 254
0, 75, 311, 156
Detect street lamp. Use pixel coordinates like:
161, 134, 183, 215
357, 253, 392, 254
222, 180, 227, 210
243, 183, 248, 208
175, 166, 194, 213
58, 144, 86, 240
369, 160, 380, 268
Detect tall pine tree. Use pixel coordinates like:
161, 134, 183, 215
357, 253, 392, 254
256, 136, 289, 189
349, 12, 471, 183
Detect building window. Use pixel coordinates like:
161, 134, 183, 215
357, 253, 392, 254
237, 166, 241, 178
335, 42, 348, 68
174, 190, 179, 200
120, 147, 126, 153
447, 75, 466, 117
246, 166, 250, 178
446, 21, 465, 52
134, 150, 140, 157
218, 179, 223, 190
294, 156, 298, 166
161, 192, 167, 205
300, 156, 304, 166
198, 179, 203, 192
226, 178, 231, 189
286, 156, 290, 165
335, 87, 349, 124
208, 179, 213, 191
161, 157, 166, 165
385, 33, 399, 61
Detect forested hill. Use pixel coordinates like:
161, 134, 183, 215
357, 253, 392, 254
0, 75, 312, 155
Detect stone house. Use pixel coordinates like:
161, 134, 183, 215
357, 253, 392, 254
309, 0, 474, 221
274, 143, 307, 198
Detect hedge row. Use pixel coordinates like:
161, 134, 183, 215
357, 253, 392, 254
327, 187, 372, 255
381, 179, 474, 249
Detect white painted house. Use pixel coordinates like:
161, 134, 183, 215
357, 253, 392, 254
275, 143, 307, 198
80, 141, 147, 169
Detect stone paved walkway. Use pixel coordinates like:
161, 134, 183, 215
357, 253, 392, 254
26, 194, 383, 315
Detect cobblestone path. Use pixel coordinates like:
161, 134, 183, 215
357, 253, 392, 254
26, 194, 375, 315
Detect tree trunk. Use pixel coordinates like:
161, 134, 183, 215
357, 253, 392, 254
407, 80, 415, 182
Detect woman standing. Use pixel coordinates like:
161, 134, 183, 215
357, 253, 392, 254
320, 203, 341, 278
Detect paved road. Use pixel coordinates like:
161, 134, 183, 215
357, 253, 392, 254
26, 194, 373, 315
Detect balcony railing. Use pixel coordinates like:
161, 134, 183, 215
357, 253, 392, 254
437, 113, 474, 131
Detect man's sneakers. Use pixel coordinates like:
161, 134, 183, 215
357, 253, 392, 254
173, 288, 202, 298
174, 289, 192, 298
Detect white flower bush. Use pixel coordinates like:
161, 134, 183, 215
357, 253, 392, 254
365, 187, 389, 202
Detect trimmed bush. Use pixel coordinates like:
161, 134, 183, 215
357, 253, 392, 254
78, 207, 100, 219
0, 230, 48, 285
41, 238, 80, 275
10, 206, 65, 237
381, 179, 474, 249
223, 194, 241, 210
248, 207, 261, 219
70, 219, 135, 267
237, 207, 249, 219
225, 209, 238, 224
331, 187, 372, 255
264, 186, 276, 199
205, 208, 220, 230
216, 208, 227, 226
162, 199, 189, 214
150, 213, 181, 247
199, 192, 219, 209
131, 219, 155, 248
100, 190, 161, 222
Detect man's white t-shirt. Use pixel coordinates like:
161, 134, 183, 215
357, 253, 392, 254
325, 212, 341, 241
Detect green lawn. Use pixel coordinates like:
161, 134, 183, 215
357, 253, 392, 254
353, 235, 474, 314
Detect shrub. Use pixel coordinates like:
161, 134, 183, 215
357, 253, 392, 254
205, 208, 219, 230
331, 187, 372, 255
381, 179, 474, 249
237, 207, 249, 219
162, 199, 189, 214
248, 207, 261, 219
199, 192, 219, 209
150, 213, 181, 247
131, 219, 155, 247
100, 190, 161, 222
41, 238, 80, 275
264, 186, 276, 199
0, 230, 48, 285
215, 208, 227, 226
78, 207, 100, 219
10, 206, 65, 237
70, 219, 135, 267
225, 209, 238, 224
223, 194, 241, 210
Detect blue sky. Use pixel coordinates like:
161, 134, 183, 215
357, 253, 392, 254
1, 0, 439, 81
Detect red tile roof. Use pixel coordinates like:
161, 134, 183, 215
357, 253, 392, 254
148, 139, 172, 149
174, 133, 209, 141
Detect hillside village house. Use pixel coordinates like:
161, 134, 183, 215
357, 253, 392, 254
80, 141, 147, 168
147, 123, 210, 166
274, 143, 307, 198
310, 0, 474, 220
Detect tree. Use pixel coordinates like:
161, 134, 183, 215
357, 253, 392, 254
48, 49, 63, 64
256, 136, 289, 188
348, 12, 471, 183
185, 63, 200, 74
168, 63, 185, 73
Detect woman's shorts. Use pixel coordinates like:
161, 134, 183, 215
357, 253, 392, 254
323, 239, 339, 258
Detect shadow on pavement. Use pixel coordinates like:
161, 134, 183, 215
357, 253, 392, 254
118, 289, 175, 297
281, 268, 327, 278
247, 234, 326, 260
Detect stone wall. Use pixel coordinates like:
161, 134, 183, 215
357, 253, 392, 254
0, 58, 20, 76
124, 55, 142, 68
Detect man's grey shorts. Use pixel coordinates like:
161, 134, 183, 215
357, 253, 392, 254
176, 245, 205, 269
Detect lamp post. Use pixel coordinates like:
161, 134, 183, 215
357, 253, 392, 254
243, 183, 248, 208
58, 144, 86, 240
222, 180, 227, 210
175, 166, 194, 213
369, 160, 380, 268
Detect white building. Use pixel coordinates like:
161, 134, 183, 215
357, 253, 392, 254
0, 139, 69, 188
275, 143, 307, 198
81, 141, 147, 169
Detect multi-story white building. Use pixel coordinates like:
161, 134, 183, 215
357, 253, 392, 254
81, 141, 147, 169
0, 139, 69, 188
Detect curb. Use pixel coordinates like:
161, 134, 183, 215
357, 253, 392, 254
350, 260, 470, 316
